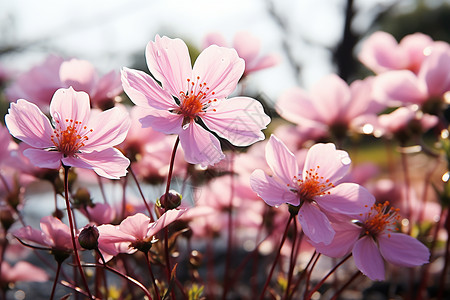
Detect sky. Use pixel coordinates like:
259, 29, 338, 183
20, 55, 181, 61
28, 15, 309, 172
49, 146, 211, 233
1, 0, 408, 102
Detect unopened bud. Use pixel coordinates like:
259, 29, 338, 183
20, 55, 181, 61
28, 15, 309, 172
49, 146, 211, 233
158, 190, 182, 210
0, 209, 15, 231
78, 225, 99, 250
73, 188, 92, 207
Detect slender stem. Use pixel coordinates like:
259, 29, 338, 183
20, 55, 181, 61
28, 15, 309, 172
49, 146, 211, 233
288, 250, 316, 300
162, 136, 180, 300
63, 165, 92, 299
399, 148, 412, 231
121, 174, 128, 220
437, 213, 450, 300
330, 270, 360, 300
0, 172, 10, 194
129, 166, 154, 221
50, 262, 62, 300
222, 163, 236, 300
284, 218, 298, 300
416, 207, 445, 300
304, 253, 352, 299
96, 175, 108, 204
303, 252, 321, 299
145, 252, 161, 300
259, 214, 294, 300
164, 136, 180, 197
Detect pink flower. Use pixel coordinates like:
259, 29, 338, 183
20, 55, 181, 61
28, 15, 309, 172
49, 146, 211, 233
1, 261, 48, 284
121, 35, 271, 166
203, 31, 280, 76
312, 202, 430, 281
5, 87, 131, 179
358, 31, 443, 74
14, 216, 75, 252
250, 135, 374, 244
6, 55, 122, 109
373, 45, 450, 112
97, 209, 186, 262
276, 75, 384, 141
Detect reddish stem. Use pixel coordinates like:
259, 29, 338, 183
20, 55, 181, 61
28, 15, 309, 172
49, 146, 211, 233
63, 165, 92, 299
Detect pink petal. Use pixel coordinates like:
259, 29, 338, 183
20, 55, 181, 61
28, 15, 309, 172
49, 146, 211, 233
316, 183, 374, 215
119, 213, 151, 240
49, 87, 91, 127
233, 31, 261, 64
14, 226, 49, 248
303, 143, 351, 184
59, 59, 97, 93
378, 232, 430, 267
193, 45, 244, 100
83, 106, 131, 152
353, 236, 385, 281
138, 108, 183, 134
145, 35, 192, 97
91, 70, 123, 102
245, 54, 280, 74
297, 203, 335, 245
400, 33, 434, 72
40, 216, 73, 250
67, 148, 130, 179
358, 31, 405, 73
178, 122, 224, 166
202, 32, 227, 48
147, 209, 186, 237
309, 74, 352, 124
121, 67, 175, 110
311, 221, 360, 258
250, 169, 299, 207
419, 50, 450, 97
5, 261, 49, 283
276, 87, 325, 128
23, 148, 62, 169
201, 96, 270, 146
5, 99, 54, 148
373, 70, 427, 105
264, 135, 298, 184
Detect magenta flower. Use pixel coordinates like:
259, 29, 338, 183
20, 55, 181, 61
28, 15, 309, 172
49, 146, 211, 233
121, 35, 270, 166
250, 135, 374, 244
358, 31, 440, 74
97, 209, 186, 262
5, 87, 131, 179
312, 202, 430, 280
203, 31, 280, 76
6, 55, 123, 109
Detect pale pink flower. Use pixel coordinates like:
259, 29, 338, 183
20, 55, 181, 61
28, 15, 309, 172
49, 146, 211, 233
373, 45, 450, 112
203, 31, 280, 76
276, 75, 384, 141
97, 209, 186, 262
250, 135, 374, 244
121, 35, 270, 166
6, 55, 122, 109
358, 31, 442, 74
1, 261, 48, 284
312, 202, 430, 281
14, 216, 75, 252
5, 87, 130, 179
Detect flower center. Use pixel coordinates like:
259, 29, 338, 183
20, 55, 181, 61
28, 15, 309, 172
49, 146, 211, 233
177, 76, 217, 126
51, 118, 93, 157
289, 166, 334, 203
361, 201, 400, 237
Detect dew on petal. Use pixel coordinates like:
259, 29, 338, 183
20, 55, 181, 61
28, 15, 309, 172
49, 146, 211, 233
341, 156, 351, 165
442, 171, 449, 182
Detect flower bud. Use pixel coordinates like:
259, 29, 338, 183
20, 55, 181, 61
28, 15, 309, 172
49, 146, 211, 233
78, 225, 99, 250
73, 188, 92, 207
158, 190, 182, 210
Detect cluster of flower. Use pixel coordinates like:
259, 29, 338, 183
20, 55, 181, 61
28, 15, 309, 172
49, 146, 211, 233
0, 31, 448, 299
